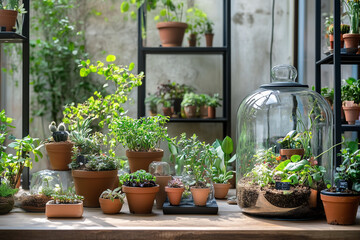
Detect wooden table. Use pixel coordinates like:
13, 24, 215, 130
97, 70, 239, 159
1, 190, 359, 240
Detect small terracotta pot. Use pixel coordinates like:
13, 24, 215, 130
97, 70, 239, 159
165, 187, 184, 206
190, 187, 210, 206
213, 183, 231, 199
162, 107, 172, 117
0, 196, 14, 215
188, 33, 197, 47
208, 106, 216, 119
156, 22, 188, 47
149, 111, 157, 116
122, 185, 159, 214
99, 198, 123, 214
45, 141, 74, 171
343, 33, 360, 54
0, 10, 18, 32
199, 105, 208, 118
329, 34, 344, 49
205, 33, 214, 47
229, 171, 236, 189
279, 148, 305, 159
155, 176, 172, 209
45, 200, 83, 218
343, 101, 360, 124
309, 189, 318, 208
72, 170, 118, 207
320, 190, 360, 225
184, 106, 197, 118
126, 150, 163, 173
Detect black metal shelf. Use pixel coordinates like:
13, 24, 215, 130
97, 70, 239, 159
316, 53, 360, 65
141, 47, 228, 54
0, 32, 27, 43
137, 0, 231, 137
341, 124, 360, 132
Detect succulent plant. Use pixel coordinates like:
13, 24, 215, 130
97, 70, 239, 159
168, 178, 184, 188
48, 121, 69, 142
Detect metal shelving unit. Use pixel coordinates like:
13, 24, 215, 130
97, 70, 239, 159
137, 0, 231, 137
0, 1, 30, 188
315, 0, 360, 167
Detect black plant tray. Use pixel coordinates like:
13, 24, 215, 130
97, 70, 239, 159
162, 199, 218, 215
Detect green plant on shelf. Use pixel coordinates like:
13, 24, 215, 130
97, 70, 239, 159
0, 0, 26, 13
206, 93, 222, 108
204, 19, 214, 34
156, 81, 195, 100
185, 7, 208, 43
341, 77, 360, 104
145, 93, 161, 114
181, 92, 198, 107
343, 0, 360, 34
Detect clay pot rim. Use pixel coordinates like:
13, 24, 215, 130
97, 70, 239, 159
343, 106, 360, 110
213, 183, 231, 186
126, 149, 164, 153
71, 169, 118, 178
46, 200, 83, 206
165, 186, 185, 192
320, 189, 360, 197
343, 33, 360, 38
45, 141, 74, 145
190, 186, 210, 190
122, 185, 159, 194
156, 22, 188, 29
0, 9, 17, 13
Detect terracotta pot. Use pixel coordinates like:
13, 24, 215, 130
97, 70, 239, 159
190, 187, 210, 206
208, 106, 216, 119
199, 105, 208, 118
309, 189, 318, 208
320, 190, 360, 225
45, 200, 83, 218
156, 22, 188, 47
99, 198, 123, 214
205, 33, 214, 47
329, 34, 344, 49
184, 106, 197, 118
165, 187, 184, 206
126, 149, 163, 173
155, 176, 172, 209
122, 185, 159, 214
0, 10, 18, 32
343, 101, 360, 124
279, 148, 305, 159
229, 171, 236, 189
72, 170, 118, 207
188, 33, 197, 47
343, 33, 360, 54
213, 183, 231, 199
0, 196, 14, 215
149, 111, 157, 116
162, 107, 172, 117
45, 141, 74, 171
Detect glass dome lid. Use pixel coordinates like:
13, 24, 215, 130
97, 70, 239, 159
236, 65, 333, 219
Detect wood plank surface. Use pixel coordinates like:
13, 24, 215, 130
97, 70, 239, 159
0, 190, 359, 240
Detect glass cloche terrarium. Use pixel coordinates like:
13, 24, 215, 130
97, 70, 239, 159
236, 65, 333, 219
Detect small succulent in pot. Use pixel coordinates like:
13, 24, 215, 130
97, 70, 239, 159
99, 187, 124, 214
100, 187, 124, 202
49, 121, 69, 142
168, 178, 184, 188
120, 170, 157, 188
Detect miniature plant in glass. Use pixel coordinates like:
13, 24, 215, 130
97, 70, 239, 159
206, 93, 222, 119
321, 142, 360, 225
109, 115, 169, 173
0, 182, 18, 215
44, 121, 74, 171
99, 187, 124, 214
165, 178, 185, 206
0, 0, 26, 31
185, 7, 207, 46
149, 161, 171, 209
120, 170, 159, 214
341, 77, 360, 124
45, 189, 84, 218
342, 0, 360, 53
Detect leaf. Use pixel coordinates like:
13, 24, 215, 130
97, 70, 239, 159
128, 62, 135, 71
106, 55, 116, 62
290, 154, 301, 162
228, 154, 236, 163
284, 160, 309, 172
120, 2, 129, 13
221, 136, 233, 154
275, 160, 290, 171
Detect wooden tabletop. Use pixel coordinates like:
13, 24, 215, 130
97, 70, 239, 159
1, 190, 359, 240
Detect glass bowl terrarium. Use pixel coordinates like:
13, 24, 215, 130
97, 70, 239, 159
236, 65, 333, 219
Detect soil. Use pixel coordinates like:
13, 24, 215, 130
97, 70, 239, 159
327, 187, 359, 194
263, 185, 310, 208
236, 178, 259, 208
21, 194, 51, 208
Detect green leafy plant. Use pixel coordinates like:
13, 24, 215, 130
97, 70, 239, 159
119, 170, 157, 187
336, 144, 360, 192
181, 92, 198, 107
0, 109, 14, 153
168, 178, 184, 188
204, 19, 214, 34
197, 94, 209, 107
341, 77, 360, 104
145, 93, 161, 114
31, 0, 102, 124
0, 0, 26, 13
51, 191, 84, 204
100, 187, 124, 202
0, 183, 18, 197
69, 153, 118, 171
185, 7, 207, 42
212, 136, 235, 184
156, 81, 195, 100
38, 176, 55, 197
343, 0, 360, 33
109, 115, 169, 152
206, 93, 222, 107
277, 130, 303, 149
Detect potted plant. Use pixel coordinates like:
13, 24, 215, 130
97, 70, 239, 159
185, 7, 207, 47
204, 19, 214, 47
341, 77, 360, 124
181, 92, 198, 118
212, 136, 235, 198
120, 170, 159, 214
0, 0, 26, 32
343, 0, 360, 53
109, 115, 169, 173
197, 94, 209, 118
144, 93, 161, 116
0, 183, 17, 214
45, 190, 84, 218
99, 187, 124, 214
44, 121, 74, 171
159, 99, 172, 117
320, 144, 360, 225
206, 93, 222, 119
165, 177, 185, 206
149, 161, 171, 209
277, 130, 305, 159
328, 24, 349, 49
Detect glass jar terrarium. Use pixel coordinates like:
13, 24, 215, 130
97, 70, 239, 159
236, 65, 333, 219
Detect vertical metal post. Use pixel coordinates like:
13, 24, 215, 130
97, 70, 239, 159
22, 0, 30, 189
223, 0, 231, 137
315, 0, 321, 93
333, 0, 342, 167
137, 4, 146, 118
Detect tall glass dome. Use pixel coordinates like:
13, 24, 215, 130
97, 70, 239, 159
236, 65, 333, 219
